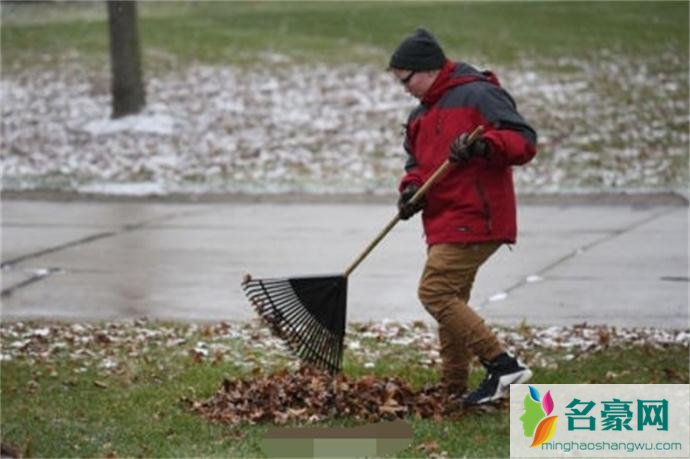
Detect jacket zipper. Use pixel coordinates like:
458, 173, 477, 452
475, 180, 492, 234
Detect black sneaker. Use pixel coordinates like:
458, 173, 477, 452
464, 353, 532, 405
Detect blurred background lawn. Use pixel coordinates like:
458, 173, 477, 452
1, 1, 688, 193
2, 1, 688, 70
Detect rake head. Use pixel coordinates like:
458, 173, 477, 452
242, 274, 347, 373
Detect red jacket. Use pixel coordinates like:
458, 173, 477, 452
400, 60, 537, 245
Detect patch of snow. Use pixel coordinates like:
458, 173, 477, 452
77, 182, 167, 196
258, 51, 292, 64
32, 327, 50, 338
99, 357, 118, 369
347, 340, 361, 350
489, 292, 509, 302
82, 113, 177, 136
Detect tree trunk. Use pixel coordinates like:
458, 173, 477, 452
107, 0, 145, 119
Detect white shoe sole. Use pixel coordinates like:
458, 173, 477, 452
473, 368, 533, 405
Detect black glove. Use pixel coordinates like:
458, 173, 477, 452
397, 184, 426, 220
449, 132, 491, 164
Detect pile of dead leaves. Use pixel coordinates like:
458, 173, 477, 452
190, 366, 482, 425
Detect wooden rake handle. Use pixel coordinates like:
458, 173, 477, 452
343, 125, 485, 277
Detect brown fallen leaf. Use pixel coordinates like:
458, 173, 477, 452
663, 367, 682, 381
1, 442, 20, 459
418, 440, 440, 454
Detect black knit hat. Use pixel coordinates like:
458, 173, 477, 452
389, 28, 446, 71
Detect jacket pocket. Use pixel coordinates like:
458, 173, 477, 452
474, 180, 493, 234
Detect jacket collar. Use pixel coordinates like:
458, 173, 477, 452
421, 60, 500, 106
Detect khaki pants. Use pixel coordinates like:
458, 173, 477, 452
418, 242, 504, 392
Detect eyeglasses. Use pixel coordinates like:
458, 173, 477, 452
398, 71, 416, 86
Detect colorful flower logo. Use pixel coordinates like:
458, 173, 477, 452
520, 385, 558, 448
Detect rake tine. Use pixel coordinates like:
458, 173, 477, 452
306, 330, 333, 366
274, 299, 317, 347
327, 332, 343, 370
277, 311, 328, 366
302, 329, 339, 368
284, 307, 336, 369
295, 327, 334, 370
275, 294, 310, 326
294, 318, 330, 366
270, 296, 303, 325
318, 325, 339, 365
304, 322, 334, 368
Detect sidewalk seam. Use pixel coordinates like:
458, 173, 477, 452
479, 206, 684, 309
0, 208, 209, 297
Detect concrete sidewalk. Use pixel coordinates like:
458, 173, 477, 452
1, 199, 688, 328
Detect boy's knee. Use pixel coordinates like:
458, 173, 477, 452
418, 283, 448, 318
417, 282, 433, 307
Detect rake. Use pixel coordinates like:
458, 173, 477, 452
242, 126, 484, 372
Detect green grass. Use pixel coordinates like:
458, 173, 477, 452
1, 329, 687, 458
2, 1, 688, 71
